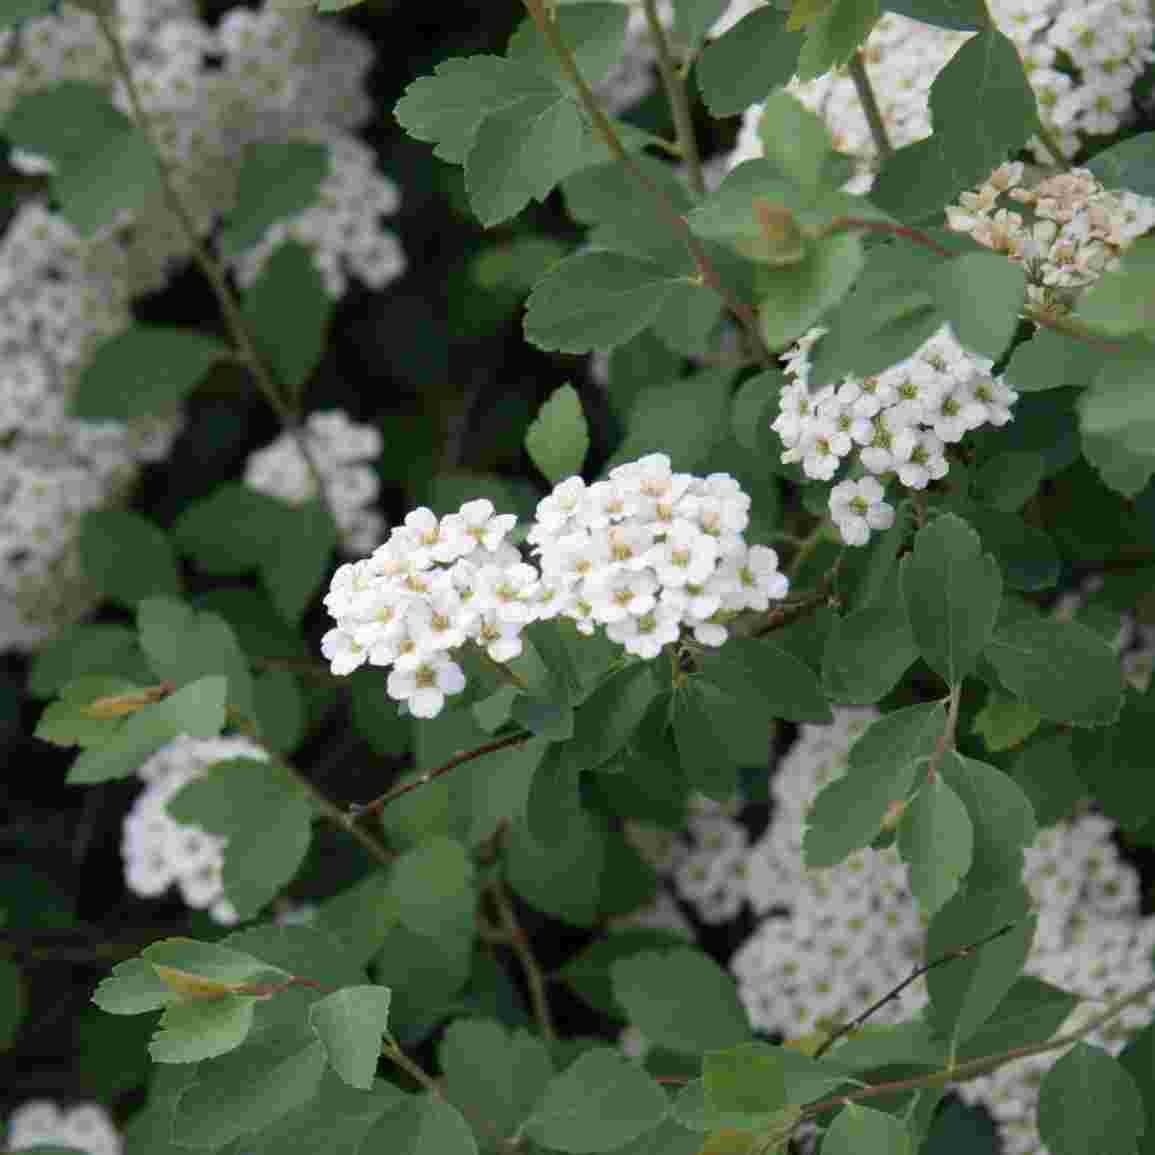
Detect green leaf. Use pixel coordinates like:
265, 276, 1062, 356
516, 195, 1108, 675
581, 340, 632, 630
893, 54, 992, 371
170, 1027, 328, 1142
507, 3, 630, 89
1079, 341, 1155, 490
73, 324, 228, 420
872, 29, 1036, 224
984, 618, 1123, 726
562, 663, 659, 774
262, 500, 339, 624
524, 250, 689, 353
0, 955, 25, 1050
0, 0, 54, 26
389, 836, 475, 941
79, 510, 182, 608
242, 241, 334, 390
924, 884, 1033, 1048
897, 775, 973, 917
1009, 732, 1084, 826
1087, 132, 1155, 198
525, 1048, 669, 1153
971, 508, 1060, 592
1038, 1043, 1145, 1155
1118, 1023, 1155, 1155
807, 244, 945, 386
757, 232, 864, 351
929, 252, 1025, 359
672, 0, 728, 50
173, 483, 284, 576
506, 810, 605, 927
937, 753, 1036, 888
882, 0, 982, 28
466, 93, 600, 227
439, 1019, 554, 1146
1081, 432, 1154, 499
393, 56, 555, 164
796, 0, 880, 80
672, 680, 740, 800
308, 986, 392, 1090
36, 675, 148, 748
1077, 236, 1155, 338
821, 1104, 913, 1155
696, 7, 803, 116
168, 757, 314, 920
1003, 327, 1107, 392
253, 668, 306, 754
902, 514, 1002, 686
455, 735, 546, 847
611, 368, 733, 472
972, 691, 1040, 751
972, 451, 1044, 512
702, 1044, 788, 1127
363, 1092, 479, 1155
756, 91, 838, 192
956, 976, 1077, 1062
28, 624, 149, 697
67, 675, 227, 785
149, 996, 262, 1064
5, 82, 161, 234
610, 948, 749, 1055
525, 384, 590, 484
221, 140, 329, 256
821, 606, 917, 705
559, 930, 690, 1017
137, 597, 255, 718
696, 638, 833, 724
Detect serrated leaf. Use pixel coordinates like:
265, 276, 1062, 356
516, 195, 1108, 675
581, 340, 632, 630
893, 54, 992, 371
897, 775, 973, 917
242, 241, 334, 391
611, 949, 748, 1055
696, 7, 803, 116
67, 675, 227, 785
526, 1048, 669, 1153
524, 250, 687, 353
393, 56, 554, 165
821, 1104, 913, 1154
79, 509, 182, 608
168, 757, 313, 920
221, 140, 329, 256
696, 638, 833, 724
525, 384, 589, 484
924, 884, 1033, 1048
984, 617, 1123, 726
1003, 327, 1107, 392
308, 986, 392, 1090
507, 3, 630, 89
5, 82, 161, 234
362, 1092, 479, 1155
73, 324, 228, 420
149, 995, 260, 1063
756, 91, 837, 192
902, 514, 1002, 686
1038, 1043, 1145, 1155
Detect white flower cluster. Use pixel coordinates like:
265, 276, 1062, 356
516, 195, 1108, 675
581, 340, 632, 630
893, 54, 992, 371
946, 163, 1155, 312
5, 1101, 121, 1155
321, 457, 788, 717
244, 409, 384, 555
664, 794, 751, 925
722, 0, 1153, 181
321, 499, 525, 718
528, 455, 789, 654
121, 734, 269, 924
0, 204, 178, 651
773, 325, 1016, 546
730, 708, 932, 1037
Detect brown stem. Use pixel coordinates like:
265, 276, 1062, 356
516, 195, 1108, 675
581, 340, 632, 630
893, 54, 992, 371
521, 0, 772, 365
382, 1039, 443, 1097
812, 922, 1019, 1060
826, 217, 951, 257
848, 50, 893, 162
641, 0, 704, 199
92, 7, 343, 540
800, 977, 1155, 1121
490, 880, 557, 1043
925, 684, 961, 785
353, 732, 531, 821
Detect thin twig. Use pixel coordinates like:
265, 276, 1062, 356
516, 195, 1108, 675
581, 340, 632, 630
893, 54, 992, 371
825, 216, 952, 257
352, 731, 532, 821
641, 0, 704, 199
382, 1038, 444, 1097
925, 684, 961, 785
847, 50, 893, 162
490, 880, 557, 1043
800, 977, 1155, 1121
812, 922, 1019, 1059
92, 6, 343, 538
521, 0, 772, 364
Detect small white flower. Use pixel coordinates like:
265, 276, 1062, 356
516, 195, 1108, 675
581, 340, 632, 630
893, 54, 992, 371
386, 655, 466, 718
829, 478, 896, 547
